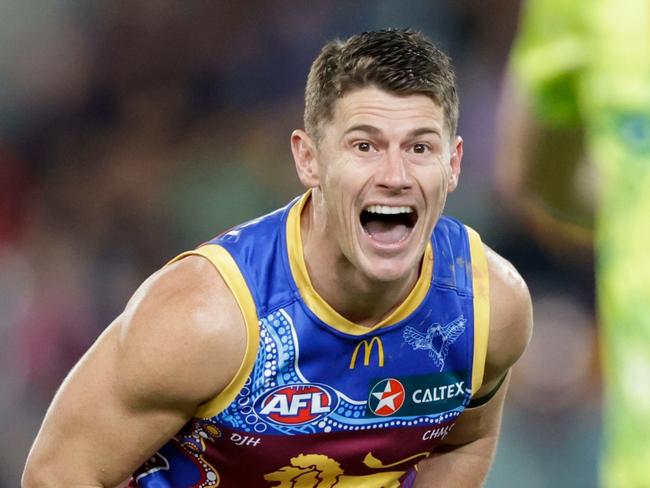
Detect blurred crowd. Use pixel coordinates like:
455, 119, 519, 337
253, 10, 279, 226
0, 1, 600, 486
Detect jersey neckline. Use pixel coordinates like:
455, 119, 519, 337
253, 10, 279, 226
285, 191, 434, 335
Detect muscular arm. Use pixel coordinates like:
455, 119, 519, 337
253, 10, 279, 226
22, 255, 246, 488
414, 245, 533, 487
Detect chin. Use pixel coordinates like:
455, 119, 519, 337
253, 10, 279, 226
360, 257, 415, 284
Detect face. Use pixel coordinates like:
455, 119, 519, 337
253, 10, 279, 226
293, 86, 462, 284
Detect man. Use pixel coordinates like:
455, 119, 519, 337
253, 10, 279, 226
23, 29, 532, 487
497, 1, 650, 486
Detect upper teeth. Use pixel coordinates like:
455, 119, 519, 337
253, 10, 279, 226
365, 205, 413, 215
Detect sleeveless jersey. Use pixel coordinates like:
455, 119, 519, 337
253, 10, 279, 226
130, 192, 490, 488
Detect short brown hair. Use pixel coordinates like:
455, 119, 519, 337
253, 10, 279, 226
304, 29, 459, 139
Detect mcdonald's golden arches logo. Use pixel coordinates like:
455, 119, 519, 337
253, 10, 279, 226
349, 337, 384, 369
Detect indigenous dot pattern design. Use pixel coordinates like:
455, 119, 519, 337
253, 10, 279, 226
213, 308, 465, 436
133, 421, 222, 487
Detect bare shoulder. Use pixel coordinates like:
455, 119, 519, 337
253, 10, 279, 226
481, 245, 533, 390
115, 253, 247, 410
22, 254, 247, 486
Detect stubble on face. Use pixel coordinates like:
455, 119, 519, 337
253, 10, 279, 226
300, 87, 460, 323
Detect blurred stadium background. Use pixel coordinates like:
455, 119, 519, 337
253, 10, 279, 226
0, 1, 600, 486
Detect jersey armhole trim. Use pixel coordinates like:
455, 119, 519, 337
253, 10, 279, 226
167, 245, 260, 419
466, 226, 490, 396
466, 370, 508, 409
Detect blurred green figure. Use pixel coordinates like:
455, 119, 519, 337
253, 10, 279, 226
499, 0, 650, 486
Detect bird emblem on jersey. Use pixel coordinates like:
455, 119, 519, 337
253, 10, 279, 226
403, 315, 466, 371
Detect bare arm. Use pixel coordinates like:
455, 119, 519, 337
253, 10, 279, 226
22, 255, 246, 488
414, 245, 533, 487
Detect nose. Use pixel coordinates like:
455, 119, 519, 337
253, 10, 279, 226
375, 148, 412, 192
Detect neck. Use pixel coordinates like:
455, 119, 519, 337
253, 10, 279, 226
300, 196, 420, 327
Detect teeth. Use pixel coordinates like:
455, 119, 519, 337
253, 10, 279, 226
365, 205, 414, 215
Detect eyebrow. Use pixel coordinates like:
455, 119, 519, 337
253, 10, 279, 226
409, 127, 442, 138
343, 124, 441, 138
343, 124, 382, 136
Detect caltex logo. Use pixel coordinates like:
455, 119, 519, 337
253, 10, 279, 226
367, 378, 405, 416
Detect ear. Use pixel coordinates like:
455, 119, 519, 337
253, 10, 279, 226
291, 130, 320, 188
447, 135, 463, 193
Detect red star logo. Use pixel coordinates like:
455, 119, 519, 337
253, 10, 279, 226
368, 378, 405, 416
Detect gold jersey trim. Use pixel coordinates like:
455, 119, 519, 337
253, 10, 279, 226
168, 245, 260, 419
287, 191, 434, 336
466, 226, 490, 396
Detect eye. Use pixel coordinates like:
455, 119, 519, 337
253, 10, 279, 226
354, 141, 373, 153
412, 143, 430, 154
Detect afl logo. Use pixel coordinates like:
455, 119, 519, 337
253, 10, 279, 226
368, 378, 405, 416
254, 383, 339, 426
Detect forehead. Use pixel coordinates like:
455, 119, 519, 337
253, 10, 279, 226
328, 86, 446, 136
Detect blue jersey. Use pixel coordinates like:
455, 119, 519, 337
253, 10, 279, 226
130, 192, 490, 487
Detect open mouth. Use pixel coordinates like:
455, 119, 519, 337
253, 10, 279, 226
360, 205, 417, 245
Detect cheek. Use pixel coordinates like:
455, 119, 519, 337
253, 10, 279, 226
324, 161, 364, 199
420, 166, 446, 194
415, 170, 449, 216
325, 178, 362, 236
